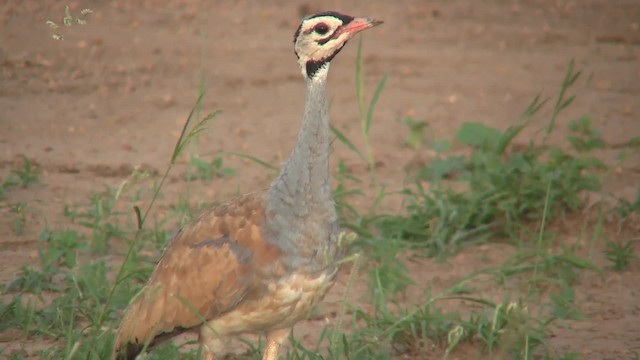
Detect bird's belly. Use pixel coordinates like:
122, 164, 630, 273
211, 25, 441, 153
206, 271, 335, 336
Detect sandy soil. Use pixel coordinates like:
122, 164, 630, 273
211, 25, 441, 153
1, 0, 639, 359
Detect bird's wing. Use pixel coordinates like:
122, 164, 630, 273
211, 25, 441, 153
114, 190, 282, 353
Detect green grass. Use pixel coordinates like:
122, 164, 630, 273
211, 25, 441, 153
1, 53, 638, 360
1, 156, 41, 201
10, 156, 41, 188
605, 239, 636, 272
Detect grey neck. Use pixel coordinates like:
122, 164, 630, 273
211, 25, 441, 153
264, 64, 339, 267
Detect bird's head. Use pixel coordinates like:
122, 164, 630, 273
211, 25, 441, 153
293, 11, 383, 79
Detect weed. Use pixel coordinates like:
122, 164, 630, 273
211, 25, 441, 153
605, 239, 636, 272
5, 229, 84, 294
381, 62, 605, 257
567, 116, 605, 152
5, 156, 41, 188
615, 185, 640, 219
549, 285, 585, 320
8, 201, 29, 235
64, 187, 128, 254
41, 228, 84, 269
401, 117, 429, 150
187, 155, 236, 181
4, 265, 60, 294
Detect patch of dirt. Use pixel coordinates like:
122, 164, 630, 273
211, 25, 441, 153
1, 0, 639, 359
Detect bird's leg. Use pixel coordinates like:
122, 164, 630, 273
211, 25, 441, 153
262, 340, 279, 360
201, 350, 216, 360
199, 323, 222, 360
262, 328, 291, 360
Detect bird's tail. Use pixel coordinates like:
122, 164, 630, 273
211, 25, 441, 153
113, 283, 191, 359
113, 321, 187, 360
112, 342, 144, 360
112, 285, 164, 360
112, 299, 148, 360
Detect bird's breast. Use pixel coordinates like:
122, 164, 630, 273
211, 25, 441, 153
205, 270, 337, 335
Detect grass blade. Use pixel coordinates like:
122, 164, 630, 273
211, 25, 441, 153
226, 152, 278, 172
355, 36, 365, 120
365, 74, 387, 136
330, 124, 366, 163
544, 59, 581, 144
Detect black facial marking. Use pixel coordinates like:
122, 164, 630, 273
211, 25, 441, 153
317, 34, 334, 45
306, 60, 327, 79
305, 40, 346, 79
293, 23, 303, 47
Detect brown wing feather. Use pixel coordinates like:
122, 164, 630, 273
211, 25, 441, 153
114, 191, 280, 356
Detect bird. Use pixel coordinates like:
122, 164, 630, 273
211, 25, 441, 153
113, 11, 383, 360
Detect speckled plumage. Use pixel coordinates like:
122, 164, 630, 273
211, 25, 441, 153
113, 11, 382, 360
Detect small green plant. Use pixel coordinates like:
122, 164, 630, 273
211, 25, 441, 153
188, 155, 236, 181
615, 185, 640, 218
549, 285, 585, 320
64, 187, 128, 254
381, 61, 605, 257
8, 202, 29, 235
567, 116, 604, 152
38, 228, 84, 269
605, 239, 636, 271
5, 229, 84, 294
9, 156, 40, 188
401, 117, 429, 150
4, 265, 59, 294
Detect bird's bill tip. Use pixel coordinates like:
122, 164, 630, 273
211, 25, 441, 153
343, 17, 383, 37
366, 18, 384, 27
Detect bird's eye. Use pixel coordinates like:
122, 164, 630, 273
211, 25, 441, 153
314, 23, 329, 35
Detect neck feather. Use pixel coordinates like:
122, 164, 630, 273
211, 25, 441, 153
264, 64, 342, 271
263, 63, 339, 272
267, 64, 334, 215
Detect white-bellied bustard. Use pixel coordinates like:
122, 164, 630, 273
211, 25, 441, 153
113, 11, 382, 360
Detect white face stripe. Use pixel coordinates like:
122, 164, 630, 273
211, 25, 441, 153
300, 16, 344, 38
293, 15, 344, 52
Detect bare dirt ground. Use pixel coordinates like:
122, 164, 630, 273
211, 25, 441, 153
1, 0, 639, 359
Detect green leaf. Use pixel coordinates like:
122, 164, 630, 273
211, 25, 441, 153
420, 156, 466, 180
432, 139, 452, 153
365, 74, 387, 136
456, 122, 503, 150
495, 121, 528, 155
521, 93, 549, 118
